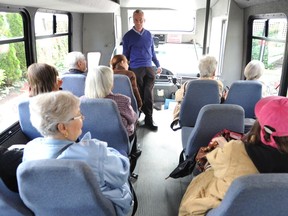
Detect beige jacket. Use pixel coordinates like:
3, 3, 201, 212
179, 140, 259, 216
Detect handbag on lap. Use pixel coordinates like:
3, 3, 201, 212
166, 129, 243, 179
195, 129, 243, 172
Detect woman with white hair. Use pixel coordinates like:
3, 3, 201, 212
23, 91, 133, 216
244, 60, 264, 80
84, 65, 137, 138
175, 55, 224, 103
172, 56, 224, 126
243, 60, 268, 96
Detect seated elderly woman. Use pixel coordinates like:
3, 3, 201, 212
172, 55, 224, 125
179, 96, 288, 216
84, 66, 140, 172
244, 59, 268, 96
22, 91, 133, 216
84, 65, 138, 140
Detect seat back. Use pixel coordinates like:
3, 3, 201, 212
17, 159, 116, 216
61, 74, 86, 97
80, 97, 130, 155
184, 104, 244, 157
207, 174, 288, 216
224, 80, 262, 118
18, 99, 42, 140
180, 79, 220, 147
180, 79, 220, 128
0, 179, 34, 216
113, 74, 138, 115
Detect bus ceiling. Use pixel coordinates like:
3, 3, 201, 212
0, 0, 281, 12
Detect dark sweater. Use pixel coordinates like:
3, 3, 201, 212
0, 146, 23, 192
122, 28, 160, 68
245, 143, 288, 173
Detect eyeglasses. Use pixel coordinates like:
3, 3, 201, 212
69, 113, 85, 121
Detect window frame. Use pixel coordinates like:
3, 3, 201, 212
247, 13, 288, 96
34, 9, 72, 63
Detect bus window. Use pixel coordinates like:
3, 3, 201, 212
35, 12, 70, 73
251, 17, 287, 96
0, 11, 28, 133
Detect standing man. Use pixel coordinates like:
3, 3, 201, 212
122, 9, 161, 131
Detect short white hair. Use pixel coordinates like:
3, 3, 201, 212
85, 66, 113, 98
65, 51, 86, 69
29, 91, 80, 137
198, 55, 217, 78
244, 60, 264, 80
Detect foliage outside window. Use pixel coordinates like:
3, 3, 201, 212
251, 17, 287, 96
0, 12, 27, 133
35, 12, 69, 73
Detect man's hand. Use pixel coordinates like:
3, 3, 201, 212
156, 67, 162, 74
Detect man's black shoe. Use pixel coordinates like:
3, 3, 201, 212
130, 149, 142, 160
145, 121, 158, 131
134, 149, 142, 159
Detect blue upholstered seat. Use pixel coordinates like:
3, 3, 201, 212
224, 80, 262, 132
207, 174, 288, 216
113, 74, 138, 115
184, 104, 244, 158
224, 80, 262, 118
79, 97, 130, 155
180, 79, 220, 148
17, 159, 117, 216
18, 99, 42, 140
0, 179, 33, 216
61, 74, 86, 97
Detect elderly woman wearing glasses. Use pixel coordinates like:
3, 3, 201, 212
22, 91, 133, 216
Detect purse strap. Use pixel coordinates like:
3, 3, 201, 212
56, 143, 73, 158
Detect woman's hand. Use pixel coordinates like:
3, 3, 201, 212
211, 136, 228, 148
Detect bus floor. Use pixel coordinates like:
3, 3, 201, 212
131, 108, 193, 216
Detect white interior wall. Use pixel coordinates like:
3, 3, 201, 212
82, 13, 116, 66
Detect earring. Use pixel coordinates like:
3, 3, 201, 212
64, 131, 69, 138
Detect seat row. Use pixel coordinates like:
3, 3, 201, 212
5, 74, 138, 215
179, 79, 262, 155
177, 85, 288, 215
19, 74, 138, 155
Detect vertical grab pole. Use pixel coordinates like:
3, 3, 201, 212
202, 0, 211, 55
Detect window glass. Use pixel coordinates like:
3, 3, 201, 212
268, 18, 287, 40
128, 9, 196, 32
252, 19, 266, 37
0, 12, 27, 133
56, 14, 68, 33
35, 12, 69, 72
36, 36, 68, 71
251, 17, 287, 96
35, 12, 53, 35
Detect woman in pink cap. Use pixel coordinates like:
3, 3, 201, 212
179, 96, 288, 216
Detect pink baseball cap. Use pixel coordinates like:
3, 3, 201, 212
255, 96, 288, 148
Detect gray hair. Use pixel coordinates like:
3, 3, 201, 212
29, 91, 80, 137
85, 66, 113, 98
65, 51, 86, 69
244, 60, 264, 80
133, 9, 144, 16
198, 55, 218, 78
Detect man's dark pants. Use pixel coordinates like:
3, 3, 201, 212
130, 67, 155, 124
